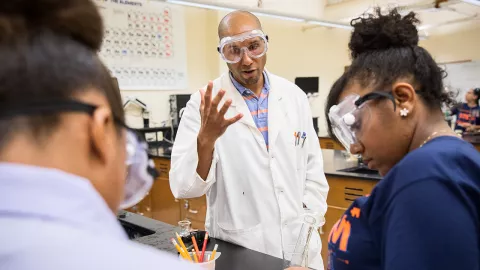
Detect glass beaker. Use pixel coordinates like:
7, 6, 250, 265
178, 219, 191, 237
283, 244, 304, 269
291, 215, 317, 267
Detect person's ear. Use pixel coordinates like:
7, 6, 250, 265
391, 82, 416, 117
89, 106, 115, 164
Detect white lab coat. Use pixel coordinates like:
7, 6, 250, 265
170, 71, 329, 269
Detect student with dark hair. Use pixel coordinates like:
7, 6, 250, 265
451, 87, 480, 132
324, 8, 480, 270
0, 0, 194, 269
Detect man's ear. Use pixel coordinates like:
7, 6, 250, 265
392, 82, 416, 117
89, 107, 114, 164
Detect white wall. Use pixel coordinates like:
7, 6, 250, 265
259, 18, 351, 134
121, 7, 480, 134
420, 29, 480, 63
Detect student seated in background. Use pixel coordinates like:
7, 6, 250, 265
0, 0, 194, 269
451, 87, 480, 133
325, 8, 479, 270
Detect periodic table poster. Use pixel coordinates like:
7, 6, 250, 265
94, 0, 188, 90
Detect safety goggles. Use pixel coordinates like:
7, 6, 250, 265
0, 99, 159, 209
328, 92, 395, 153
217, 29, 269, 64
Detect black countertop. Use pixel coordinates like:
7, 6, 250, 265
118, 211, 283, 270
321, 149, 381, 180
148, 145, 381, 180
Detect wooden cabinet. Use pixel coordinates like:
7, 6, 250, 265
319, 137, 345, 151
150, 158, 181, 225
320, 175, 379, 267
126, 157, 181, 226
127, 192, 152, 218
180, 197, 207, 230
126, 157, 208, 228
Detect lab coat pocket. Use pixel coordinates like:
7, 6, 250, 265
217, 222, 265, 253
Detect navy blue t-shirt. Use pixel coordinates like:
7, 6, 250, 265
327, 136, 480, 270
452, 103, 480, 132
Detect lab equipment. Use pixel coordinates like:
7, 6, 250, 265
217, 29, 268, 64
283, 244, 302, 269
289, 211, 326, 267
179, 251, 221, 270
178, 220, 192, 237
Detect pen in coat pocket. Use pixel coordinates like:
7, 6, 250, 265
301, 132, 307, 148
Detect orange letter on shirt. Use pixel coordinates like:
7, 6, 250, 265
328, 215, 351, 252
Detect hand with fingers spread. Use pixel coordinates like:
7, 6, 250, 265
196, 81, 243, 180
198, 81, 243, 145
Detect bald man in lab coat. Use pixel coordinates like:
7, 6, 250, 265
170, 11, 329, 269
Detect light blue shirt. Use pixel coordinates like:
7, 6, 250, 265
230, 71, 270, 149
0, 163, 195, 270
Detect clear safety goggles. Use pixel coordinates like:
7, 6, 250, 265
217, 29, 269, 64
328, 92, 395, 153
121, 128, 158, 209
0, 99, 159, 209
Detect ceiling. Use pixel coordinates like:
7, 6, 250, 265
322, 0, 480, 36
170, 0, 480, 37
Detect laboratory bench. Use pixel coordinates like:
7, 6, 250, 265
118, 211, 284, 270
129, 135, 480, 268
127, 139, 382, 268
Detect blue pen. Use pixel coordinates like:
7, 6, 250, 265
301, 132, 307, 148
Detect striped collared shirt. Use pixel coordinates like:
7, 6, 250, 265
230, 71, 270, 149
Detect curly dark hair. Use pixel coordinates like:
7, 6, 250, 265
0, 0, 124, 149
325, 8, 455, 139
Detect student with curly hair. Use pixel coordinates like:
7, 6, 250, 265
324, 8, 480, 270
0, 0, 193, 269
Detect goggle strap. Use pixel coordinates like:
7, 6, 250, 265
354, 92, 396, 111
0, 100, 97, 119
147, 164, 160, 179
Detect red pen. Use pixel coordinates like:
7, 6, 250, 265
199, 232, 209, 262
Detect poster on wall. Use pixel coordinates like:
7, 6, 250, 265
94, 0, 188, 90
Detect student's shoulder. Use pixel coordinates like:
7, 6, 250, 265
17, 235, 197, 270
380, 136, 479, 192
400, 136, 478, 169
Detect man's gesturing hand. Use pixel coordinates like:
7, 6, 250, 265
197, 81, 243, 145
